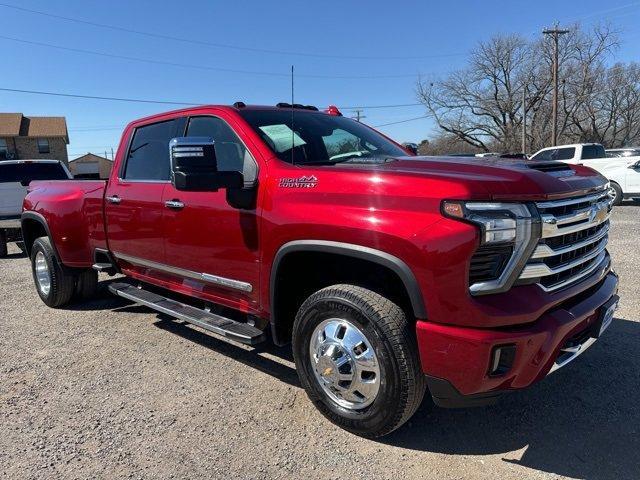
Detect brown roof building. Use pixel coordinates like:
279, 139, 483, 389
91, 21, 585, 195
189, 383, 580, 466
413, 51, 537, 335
68, 153, 113, 179
0, 113, 69, 164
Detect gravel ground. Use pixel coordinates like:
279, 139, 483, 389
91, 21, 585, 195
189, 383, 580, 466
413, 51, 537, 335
1, 202, 639, 480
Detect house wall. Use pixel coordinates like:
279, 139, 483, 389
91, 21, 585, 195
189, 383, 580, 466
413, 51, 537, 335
12, 137, 69, 165
99, 158, 113, 179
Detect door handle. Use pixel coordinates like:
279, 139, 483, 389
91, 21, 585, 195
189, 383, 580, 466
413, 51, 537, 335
165, 200, 185, 209
106, 195, 121, 204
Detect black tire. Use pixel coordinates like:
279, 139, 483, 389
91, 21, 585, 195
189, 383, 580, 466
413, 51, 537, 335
292, 284, 426, 438
74, 268, 99, 300
0, 230, 7, 257
610, 182, 623, 206
30, 236, 76, 307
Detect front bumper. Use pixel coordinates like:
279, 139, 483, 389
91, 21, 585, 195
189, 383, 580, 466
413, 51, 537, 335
416, 271, 619, 407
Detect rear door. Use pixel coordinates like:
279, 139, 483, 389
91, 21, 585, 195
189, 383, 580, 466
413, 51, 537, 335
104, 118, 183, 267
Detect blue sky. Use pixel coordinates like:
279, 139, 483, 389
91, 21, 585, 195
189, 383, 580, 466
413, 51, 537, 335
1, 0, 639, 160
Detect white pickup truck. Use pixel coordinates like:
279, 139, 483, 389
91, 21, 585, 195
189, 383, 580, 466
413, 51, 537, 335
0, 160, 72, 256
530, 143, 640, 205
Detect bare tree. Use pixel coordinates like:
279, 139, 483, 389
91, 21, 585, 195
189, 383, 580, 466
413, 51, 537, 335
417, 25, 640, 152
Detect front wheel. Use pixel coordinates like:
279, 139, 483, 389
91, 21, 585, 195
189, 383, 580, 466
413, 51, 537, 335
610, 182, 623, 206
292, 284, 426, 438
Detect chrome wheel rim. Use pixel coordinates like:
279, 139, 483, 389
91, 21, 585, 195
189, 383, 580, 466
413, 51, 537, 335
309, 318, 380, 410
35, 251, 51, 296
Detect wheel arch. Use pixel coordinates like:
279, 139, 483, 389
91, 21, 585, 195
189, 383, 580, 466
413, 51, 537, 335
269, 240, 427, 346
21, 212, 58, 259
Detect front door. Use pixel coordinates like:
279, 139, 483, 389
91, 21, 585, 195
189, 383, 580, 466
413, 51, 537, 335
626, 162, 640, 193
105, 118, 182, 272
161, 114, 261, 310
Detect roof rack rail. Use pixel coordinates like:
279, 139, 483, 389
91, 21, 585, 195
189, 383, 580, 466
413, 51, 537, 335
275, 103, 319, 111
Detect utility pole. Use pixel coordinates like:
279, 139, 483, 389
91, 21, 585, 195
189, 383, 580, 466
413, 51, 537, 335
522, 87, 527, 154
351, 109, 365, 122
543, 25, 569, 146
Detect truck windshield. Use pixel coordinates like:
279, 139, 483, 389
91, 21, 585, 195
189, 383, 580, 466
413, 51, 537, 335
0, 163, 68, 183
238, 109, 407, 165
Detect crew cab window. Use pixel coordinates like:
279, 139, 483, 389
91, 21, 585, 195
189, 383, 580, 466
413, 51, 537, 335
186, 116, 257, 184
123, 119, 179, 181
553, 148, 575, 160
531, 149, 553, 161
581, 145, 606, 160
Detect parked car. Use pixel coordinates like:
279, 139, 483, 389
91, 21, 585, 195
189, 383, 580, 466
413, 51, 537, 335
21, 104, 618, 437
0, 159, 71, 256
530, 143, 640, 204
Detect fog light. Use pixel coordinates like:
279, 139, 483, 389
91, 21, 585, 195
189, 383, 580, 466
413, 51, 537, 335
488, 344, 517, 377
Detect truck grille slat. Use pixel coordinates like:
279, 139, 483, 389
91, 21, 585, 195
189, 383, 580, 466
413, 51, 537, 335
518, 188, 613, 292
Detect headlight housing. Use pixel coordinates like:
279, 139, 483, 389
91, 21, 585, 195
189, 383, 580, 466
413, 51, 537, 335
442, 201, 540, 295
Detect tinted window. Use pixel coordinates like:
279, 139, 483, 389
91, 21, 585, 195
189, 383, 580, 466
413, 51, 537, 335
0, 162, 68, 183
37, 138, 50, 154
581, 145, 605, 160
123, 120, 178, 181
238, 109, 407, 165
186, 116, 257, 183
552, 148, 575, 161
531, 149, 554, 161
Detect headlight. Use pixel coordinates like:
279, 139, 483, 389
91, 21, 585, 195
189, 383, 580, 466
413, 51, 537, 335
442, 201, 539, 295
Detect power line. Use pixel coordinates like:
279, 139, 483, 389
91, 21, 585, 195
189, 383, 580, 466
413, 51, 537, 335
0, 2, 465, 61
0, 34, 428, 79
0, 86, 201, 106
0, 86, 430, 111
341, 102, 422, 109
373, 115, 431, 127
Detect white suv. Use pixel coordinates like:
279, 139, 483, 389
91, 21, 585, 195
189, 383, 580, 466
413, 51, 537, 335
530, 143, 640, 204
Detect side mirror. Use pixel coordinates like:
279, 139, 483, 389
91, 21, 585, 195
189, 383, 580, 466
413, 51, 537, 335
20, 179, 30, 187
630, 161, 640, 169
169, 137, 243, 192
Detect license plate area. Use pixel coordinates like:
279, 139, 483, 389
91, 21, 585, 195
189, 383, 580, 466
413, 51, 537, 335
592, 295, 619, 338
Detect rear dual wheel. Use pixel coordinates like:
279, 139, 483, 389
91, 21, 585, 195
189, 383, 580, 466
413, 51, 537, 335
292, 284, 426, 438
30, 237, 98, 307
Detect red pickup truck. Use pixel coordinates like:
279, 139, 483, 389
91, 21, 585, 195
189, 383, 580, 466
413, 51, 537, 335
21, 103, 619, 437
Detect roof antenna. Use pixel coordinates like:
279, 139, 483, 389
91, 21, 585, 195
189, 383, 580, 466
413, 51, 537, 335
290, 64, 295, 166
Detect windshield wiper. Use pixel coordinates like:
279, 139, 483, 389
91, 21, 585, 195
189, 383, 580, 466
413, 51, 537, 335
329, 154, 394, 165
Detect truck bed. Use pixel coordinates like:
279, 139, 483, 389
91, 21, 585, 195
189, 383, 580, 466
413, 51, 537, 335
22, 180, 108, 267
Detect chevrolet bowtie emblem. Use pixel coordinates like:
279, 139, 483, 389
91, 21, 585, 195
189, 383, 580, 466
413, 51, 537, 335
322, 367, 333, 376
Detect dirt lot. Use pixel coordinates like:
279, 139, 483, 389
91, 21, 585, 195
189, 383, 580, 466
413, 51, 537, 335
1, 202, 639, 480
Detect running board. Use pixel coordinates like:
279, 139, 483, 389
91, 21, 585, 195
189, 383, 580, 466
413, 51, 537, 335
93, 263, 115, 273
108, 282, 266, 345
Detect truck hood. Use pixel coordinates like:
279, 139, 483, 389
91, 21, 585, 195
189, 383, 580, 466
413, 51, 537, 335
363, 156, 608, 200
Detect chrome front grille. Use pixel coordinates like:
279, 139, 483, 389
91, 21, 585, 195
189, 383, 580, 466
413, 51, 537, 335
519, 188, 613, 292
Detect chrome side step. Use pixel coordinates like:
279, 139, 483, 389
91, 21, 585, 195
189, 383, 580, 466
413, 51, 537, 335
108, 282, 266, 345
93, 262, 115, 272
